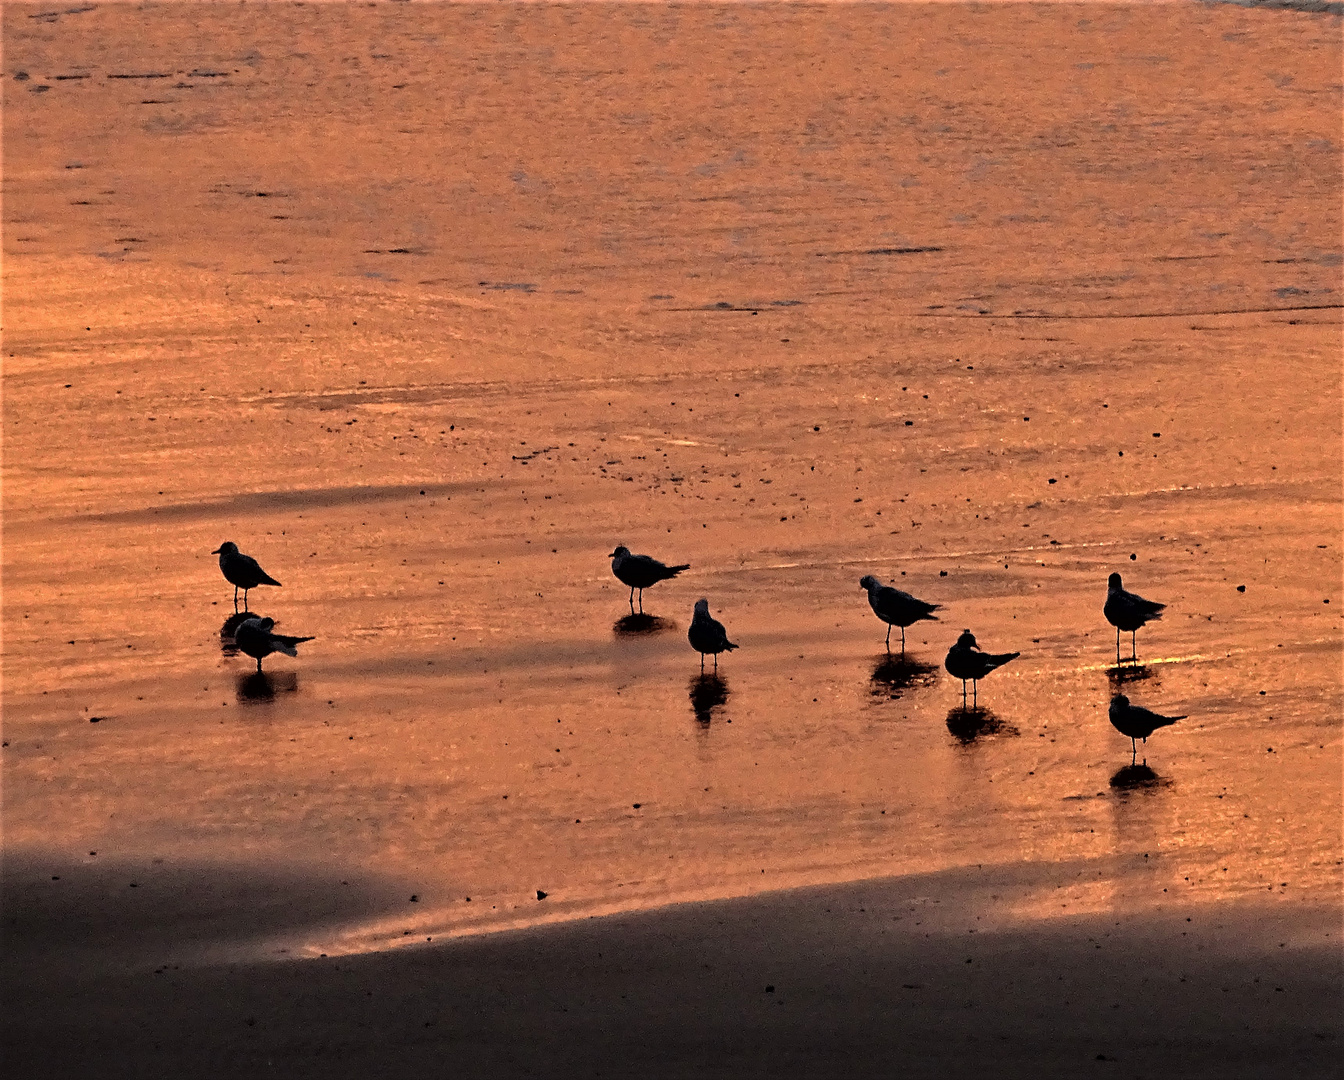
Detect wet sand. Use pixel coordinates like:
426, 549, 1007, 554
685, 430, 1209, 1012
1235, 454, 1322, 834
6, 857, 1340, 1078
3, 1, 1342, 1074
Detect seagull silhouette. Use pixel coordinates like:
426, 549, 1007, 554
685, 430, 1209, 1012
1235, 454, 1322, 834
212, 541, 282, 611
858, 575, 940, 653
943, 629, 1018, 705
610, 545, 689, 613
1104, 572, 1165, 663
688, 598, 738, 670
1109, 693, 1185, 764
233, 616, 314, 673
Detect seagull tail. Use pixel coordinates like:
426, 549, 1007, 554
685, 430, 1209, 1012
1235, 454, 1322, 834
666, 563, 690, 576
272, 634, 314, 655
724, 639, 739, 651
259, 573, 282, 587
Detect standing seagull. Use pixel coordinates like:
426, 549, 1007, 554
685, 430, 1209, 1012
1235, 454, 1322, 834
212, 541, 282, 611
688, 598, 738, 670
859, 575, 940, 653
1104, 572, 1165, 663
610, 545, 689, 613
944, 629, 1018, 705
233, 616, 314, 673
1109, 693, 1185, 764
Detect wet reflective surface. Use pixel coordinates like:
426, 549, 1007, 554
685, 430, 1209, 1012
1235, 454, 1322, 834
613, 614, 677, 638
944, 705, 1016, 745
236, 670, 299, 704
688, 673, 730, 725
869, 654, 939, 701
2, 1, 1340, 965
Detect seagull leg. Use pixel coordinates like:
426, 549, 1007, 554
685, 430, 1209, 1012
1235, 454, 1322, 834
234, 585, 240, 611
628, 586, 636, 612
1131, 737, 1137, 764
256, 657, 263, 673
884, 624, 892, 652
700, 653, 705, 672
1131, 630, 1138, 663
972, 680, 978, 706
638, 588, 645, 615
243, 587, 251, 612
900, 626, 907, 655
713, 653, 718, 671
1115, 626, 1121, 663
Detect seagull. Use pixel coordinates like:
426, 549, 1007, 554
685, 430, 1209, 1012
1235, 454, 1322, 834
212, 541, 282, 610
688, 598, 738, 670
859, 575, 940, 653
944, 629, 1018, 705
610, 545, 689, 613
233, 616, 314, 673
1109, 693, 1185, 764
1104, 573, 1166, 663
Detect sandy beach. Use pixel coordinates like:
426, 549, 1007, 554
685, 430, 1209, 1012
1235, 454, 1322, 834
3, 1, 1341, 1074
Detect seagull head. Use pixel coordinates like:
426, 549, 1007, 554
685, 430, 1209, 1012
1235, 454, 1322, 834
212, 541, 239, 556
956, 629, 977, 648
1108, 572, 1123, 589
693, 598, 710, 615
609, 545, 630, 558
859, 575, 879, 591
1111, 693, 1129, 708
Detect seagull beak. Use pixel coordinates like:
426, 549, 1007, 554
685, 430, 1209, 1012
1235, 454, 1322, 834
210, 547, 222, 554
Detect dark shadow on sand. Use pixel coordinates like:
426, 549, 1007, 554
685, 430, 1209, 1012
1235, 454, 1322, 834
688, 672, 730, 724
944, 705, 1017, 744
1110, 763, 1166, 791
613, 613, 677, 637
236, 670, 299, 703
5, 859, 1337, 1079
1, 849, 408, 972
69, 480, 496, 524
1107, 663, 1154, 688
868, 654, 938, 700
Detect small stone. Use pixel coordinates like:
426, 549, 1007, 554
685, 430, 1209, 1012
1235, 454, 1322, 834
536, 890, 548, 900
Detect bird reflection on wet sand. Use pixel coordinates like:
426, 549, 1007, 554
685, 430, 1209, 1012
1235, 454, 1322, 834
1110, 763, 1164, 791
944, 705, 1016, 744
613, 613, 677, 637
688, 673, 730, 724
1107, 663, 1153, 688
869, 654, 938, 701
236, 670, 299, 703
220, 611, 257, 655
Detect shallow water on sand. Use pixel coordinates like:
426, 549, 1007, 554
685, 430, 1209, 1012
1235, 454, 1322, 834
4, 2, 1341, 959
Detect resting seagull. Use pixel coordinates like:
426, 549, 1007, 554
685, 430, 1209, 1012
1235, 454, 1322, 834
944, 629, 1018, 705
688, 598, 738, 670
609, 545, 689, 613
1103, 573, 1165, 663
212, 541, 281, 610
859, 575, 940, 653
1109, 693, 1185, 764
233, 616, 314, 673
